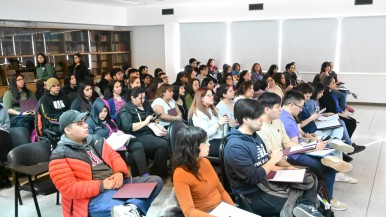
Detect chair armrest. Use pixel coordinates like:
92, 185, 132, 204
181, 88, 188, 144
6, 162, 49, 176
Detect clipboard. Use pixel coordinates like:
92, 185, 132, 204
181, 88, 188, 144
283, 142, 317, 156
112, 182, 157, 199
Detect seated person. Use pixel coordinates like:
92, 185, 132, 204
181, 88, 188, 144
234, 80, 254, 103
118, 87, 169, 179
224, 99, 323, 217
215, 84, 236, 127
105, 80, 127, 121
173, 127, 234, 217
49, 110, 163, 217
188, 88, 229, 158
319, 76, 365, 155
87, 98, 149, 176
3, 74, 35, 132
172, 83, 188, 122
71, 83, 96, 113
39, 77, 71, 133
258, 91, 350, 211
151, 84, 183, 128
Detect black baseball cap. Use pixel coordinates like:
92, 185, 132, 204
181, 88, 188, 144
59, 110, 89, 131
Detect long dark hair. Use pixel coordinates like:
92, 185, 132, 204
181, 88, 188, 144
77, 83, 95, 111
185, 78, 200, 98
105, 80, 123, 100
311, 83, 325, 100
172, 126, 208, 181
8, 74, 32, 105
36, 53, 48, 67
64, 73, 75, 87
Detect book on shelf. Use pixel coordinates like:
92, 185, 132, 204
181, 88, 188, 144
114, 33, 119, 42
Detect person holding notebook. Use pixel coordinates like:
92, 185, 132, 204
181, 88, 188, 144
224, 99, 323, 217
49, 110, 163, 217
173, 126, 235, 217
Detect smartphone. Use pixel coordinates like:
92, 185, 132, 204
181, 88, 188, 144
318, 108, 326, 114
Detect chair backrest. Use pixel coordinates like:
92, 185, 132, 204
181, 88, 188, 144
9, 127, 30, 148
167, 120, 187, 159
7, 141, 51, 166
219, 138, 232, 193
0, 130, 13, 162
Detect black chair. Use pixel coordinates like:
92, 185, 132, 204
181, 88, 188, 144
7, 141, 60, 217
9, 127, 30, 148
167, 120, 187, 161
219, 140, 254, 213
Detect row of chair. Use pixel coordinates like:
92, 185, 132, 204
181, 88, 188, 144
1, 127, 59, 217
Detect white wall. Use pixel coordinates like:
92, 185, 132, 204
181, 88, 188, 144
124, 0, 386, 104
128, 25, 165, 75
0, 0, 127, 26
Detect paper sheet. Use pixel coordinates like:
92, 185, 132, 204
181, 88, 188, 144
317, 114, 339, 121
106, 133, 131, 150
209, 202, 260, 217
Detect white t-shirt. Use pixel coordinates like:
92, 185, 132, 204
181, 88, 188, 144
151, 98, 177, 126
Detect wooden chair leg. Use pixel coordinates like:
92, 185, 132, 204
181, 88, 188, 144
27, 175, 41, 217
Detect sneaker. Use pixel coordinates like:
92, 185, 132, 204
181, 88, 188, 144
335, 172, 358, 184
330, 199, 349, 211
293, 204, 323, 217
343, 153, 353, 162
346, 106, 355, 113
114, 203, 142, 217
347, 143, 366, 155
352, 93, 358, 99
329, 139, 354, 153
321, 156, 353, 172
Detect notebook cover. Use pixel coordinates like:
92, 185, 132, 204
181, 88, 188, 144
112, 182, 157, 199
20, 99, 38, 112
283, 143, 317, 156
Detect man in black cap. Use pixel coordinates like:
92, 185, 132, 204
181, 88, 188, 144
49, 110, 163, 217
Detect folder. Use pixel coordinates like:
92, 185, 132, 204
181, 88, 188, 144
112, 182, 157, 199
306, 149, 336, 157
315, 119, 341, 130
283, 142, 317, 156
266, 169, 306, 183
20, 99, 38, 112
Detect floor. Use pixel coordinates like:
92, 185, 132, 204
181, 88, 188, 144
0, 105, 385, 217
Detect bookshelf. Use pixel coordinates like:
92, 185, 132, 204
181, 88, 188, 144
0, 28, 131, 86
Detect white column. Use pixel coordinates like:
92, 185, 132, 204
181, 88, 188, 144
164, 23, 180, 84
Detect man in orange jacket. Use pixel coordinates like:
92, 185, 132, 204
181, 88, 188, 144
49, 110, 163, 217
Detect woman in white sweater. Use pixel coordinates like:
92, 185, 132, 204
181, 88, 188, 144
188, 88, 229, 157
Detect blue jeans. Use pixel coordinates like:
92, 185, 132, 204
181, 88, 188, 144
88, 175, 163, 217
339, 119, 352, 145
289, 155, 336, 199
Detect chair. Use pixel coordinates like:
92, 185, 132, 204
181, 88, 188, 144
219, 139, 254, 213
35, 101, 60, 149
167, 120, 188, 161
7, 141, 60, 217
9, 127, 30, 148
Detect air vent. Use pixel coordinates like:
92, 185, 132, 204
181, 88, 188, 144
355, 0, 373, 5
162, 8, 174, 15
249, 3, 264, 11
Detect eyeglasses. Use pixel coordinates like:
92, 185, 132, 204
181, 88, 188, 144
205, 94, 214, 97
293, 103, 303, 110
17, 78, 25, 82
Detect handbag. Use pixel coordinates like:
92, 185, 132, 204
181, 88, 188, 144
135, 108, 167, 137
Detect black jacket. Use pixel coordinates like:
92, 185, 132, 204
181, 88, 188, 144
318, 90, 339, 113
39, 92, 71, 121
118, 101, 154, 136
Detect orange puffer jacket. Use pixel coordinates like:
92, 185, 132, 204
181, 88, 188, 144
49, 135, 128, 217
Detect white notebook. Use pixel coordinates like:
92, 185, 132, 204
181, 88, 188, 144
266, 169, 306, 183
209, 202, 260, 217
106, 133, 131, 150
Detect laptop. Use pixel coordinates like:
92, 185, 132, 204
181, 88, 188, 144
20, 99, 38, 112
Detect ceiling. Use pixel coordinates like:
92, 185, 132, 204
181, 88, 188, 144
61, 0, 232, 7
